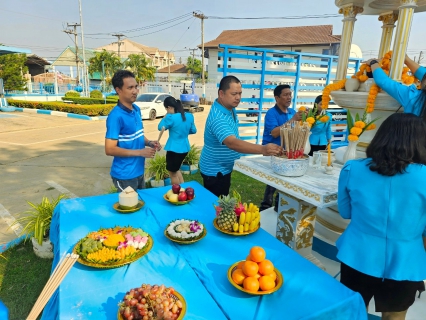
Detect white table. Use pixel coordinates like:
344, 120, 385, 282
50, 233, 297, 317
234, 156, 342, 269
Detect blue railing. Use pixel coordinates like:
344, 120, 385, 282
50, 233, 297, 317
5, 83, 103, 95
217, 44, 360, 147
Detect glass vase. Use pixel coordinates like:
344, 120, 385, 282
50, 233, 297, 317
343, 141, 359, 163
304, 132, 312, 156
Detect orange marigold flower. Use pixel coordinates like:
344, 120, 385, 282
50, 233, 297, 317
359, 74, 368, 82
365, 123, 376, 131
351, 75, 357, 79
366, 66, 372, 73
360, 64, 367, 72
350, 127, 362, 136
319, 115, 329, 123
404, 77, 414, 85
306, 117, 315, 124
298, 106, 307, 112
348, 134, 359, 142
354, 121, 366, 129
402, 67, 410, 74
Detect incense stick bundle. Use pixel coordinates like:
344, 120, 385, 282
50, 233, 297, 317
27, 253, 79, 320
278, 121, 311, 159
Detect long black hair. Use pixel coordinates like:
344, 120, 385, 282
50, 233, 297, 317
366, 113, 426, 176
164, 96, 186, 121
417, 73, 426, 121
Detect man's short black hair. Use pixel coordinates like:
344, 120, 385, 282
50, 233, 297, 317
219, 75, 241, 92
274, 84, 291, 97
112, 70, 135, 90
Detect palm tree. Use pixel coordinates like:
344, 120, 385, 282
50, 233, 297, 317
88, 49, 122, 85
125, 54, 156, 84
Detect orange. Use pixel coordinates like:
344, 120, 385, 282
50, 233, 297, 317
269, 270, 277, 282
254, 272, 262, 280
243, 277, 260, 292
249, 246, 266, 263
236, 261, 245, 269
246, 254, 252, 261
242, 260, 259, 277
258, 259, 274, 276
232, 269, 246, 285
259, 276, 276, 291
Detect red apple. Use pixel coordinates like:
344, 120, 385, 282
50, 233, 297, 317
186, 190, 194, 200
172, 184, 181, 194
185, 187, 194, 195
178, 191, 187, 201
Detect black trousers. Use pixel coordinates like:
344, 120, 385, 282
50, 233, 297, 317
201, 172, 232, 197
308, 144, 327, 156
260, 185, 279, 212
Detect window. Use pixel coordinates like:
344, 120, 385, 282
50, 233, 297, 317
136, 94, 157, 102
156, 94, 170, 103
295, 49, 301, 53
229, 50, 232, 62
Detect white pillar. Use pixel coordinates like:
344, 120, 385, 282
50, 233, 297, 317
390, 0, 418, 80
69, 66, 74, 79
335, 5, 364, 80
378, 13, 398, 59
52, 66, 58, 95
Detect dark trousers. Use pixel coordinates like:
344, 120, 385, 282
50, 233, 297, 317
201, 172, 232, 197
260, 185, 279, 212
111, 175, 145, 191
308, 144, 327, 156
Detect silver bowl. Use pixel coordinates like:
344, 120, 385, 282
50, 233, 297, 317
270, 156, 309, 177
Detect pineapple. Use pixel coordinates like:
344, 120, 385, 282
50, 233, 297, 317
216, 194, 237, 231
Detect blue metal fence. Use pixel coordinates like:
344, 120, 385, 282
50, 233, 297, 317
217, 44, 361, 147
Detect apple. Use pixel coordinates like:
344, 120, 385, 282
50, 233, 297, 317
185, 187, 194, 194
168, 194, 179, 203
166, 189, 174, 199
186, 190, 194, 200
178, 191, 187, 201
180, 187, 186, 193
172, 184, 181, 194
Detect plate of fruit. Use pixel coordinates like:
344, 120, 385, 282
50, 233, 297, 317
118, 284, 186, 320
164, 219, 206, 244
73, 226, 153, 269
164, 184, 195, 205
227, 246, 283, 295
213, 191, 261, 236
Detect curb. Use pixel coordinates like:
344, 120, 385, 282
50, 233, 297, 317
0, 235, 26, 254
12, 107, 108, 121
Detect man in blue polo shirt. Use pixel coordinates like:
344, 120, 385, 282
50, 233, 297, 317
199, 75, 282, 197
105, 70, 160, 191
260, 84, 303, 212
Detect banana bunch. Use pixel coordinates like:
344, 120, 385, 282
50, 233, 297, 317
232, 203, 260, 233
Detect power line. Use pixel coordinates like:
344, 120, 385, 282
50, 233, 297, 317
207, 14, 341, 20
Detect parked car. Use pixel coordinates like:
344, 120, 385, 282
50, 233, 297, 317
134, 93, 171, 120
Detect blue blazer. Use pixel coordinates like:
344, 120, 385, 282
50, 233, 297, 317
337, 159, 426, 281
158, 113, 196, 153
373, 66, 426, 116
309, 112, 332, 146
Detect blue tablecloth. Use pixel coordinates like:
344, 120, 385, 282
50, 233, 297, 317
42, 181, 367, 320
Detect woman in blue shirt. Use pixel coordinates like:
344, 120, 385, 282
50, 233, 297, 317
337, 113, 426, 319
308, 95, 332, 156
366, 55, 426, 117
158, 97, 197, 185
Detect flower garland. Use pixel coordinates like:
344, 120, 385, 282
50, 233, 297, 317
321, 79, 347, 110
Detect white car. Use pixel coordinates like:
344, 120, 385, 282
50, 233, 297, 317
134, 93, 171, 120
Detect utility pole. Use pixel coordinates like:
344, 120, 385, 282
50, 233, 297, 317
78, 0, 89, 97
193, 12, 207, 98
112, 34, 125, 58
63, 23, 81, 85
418, 51, 423, 64
168, 51, 171, 94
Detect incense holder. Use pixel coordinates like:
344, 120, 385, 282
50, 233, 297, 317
324, 165, 334, 175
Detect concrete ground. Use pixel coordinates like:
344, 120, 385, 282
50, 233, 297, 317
0, 106, 210, 246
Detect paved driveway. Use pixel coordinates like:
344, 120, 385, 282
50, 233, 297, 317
0, 107, 209, 246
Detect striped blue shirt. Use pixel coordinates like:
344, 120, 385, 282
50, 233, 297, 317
199, 99, 240, 176
105, 101, 145, 180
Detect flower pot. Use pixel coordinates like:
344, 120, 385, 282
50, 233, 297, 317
180, 164, 199, 175
344, 78, 360, 92
150, 179, 165, 188
31, 237, 54, 259
164, 177, 172, 186
343, 141, 359, 163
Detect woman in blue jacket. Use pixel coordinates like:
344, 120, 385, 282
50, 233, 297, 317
158, 97, 197, 185
308, 95, 332, 156
366, 55, 426, 117
337, 113, 426, 319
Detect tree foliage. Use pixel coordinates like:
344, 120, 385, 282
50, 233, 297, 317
186, 57, 202, 76
0, 53, 28, 91
125, 54, 156, 83
88, 49, 122, 84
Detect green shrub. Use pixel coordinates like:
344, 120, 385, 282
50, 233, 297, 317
60, 96, 117, 105
90, 90, 103, 99
7, 99, 115, 116
107, 95, 119, 102
65, 90, 81, 98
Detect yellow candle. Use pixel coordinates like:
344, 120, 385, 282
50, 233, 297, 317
327, 143, 331, 166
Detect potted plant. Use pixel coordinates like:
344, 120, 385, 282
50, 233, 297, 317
146, 154, 171, 188
12, 194, 66, 258
180, 144, 201, 175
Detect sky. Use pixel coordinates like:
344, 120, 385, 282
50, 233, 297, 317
1, 0, 426, 69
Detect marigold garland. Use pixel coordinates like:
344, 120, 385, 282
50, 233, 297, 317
321, 79, 346, 110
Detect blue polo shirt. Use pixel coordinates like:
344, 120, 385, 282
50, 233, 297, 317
199, 99, 240, 176
105, 101, 145, 180
262, 105, 296, 145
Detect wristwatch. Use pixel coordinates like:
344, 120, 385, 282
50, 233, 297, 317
369, 59, 379, 67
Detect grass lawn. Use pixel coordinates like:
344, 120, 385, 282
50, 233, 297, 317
0, 170, 267, 319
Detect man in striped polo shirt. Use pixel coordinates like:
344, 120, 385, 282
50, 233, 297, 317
105, 70, 161, 191
199, 75, 283, 197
